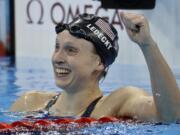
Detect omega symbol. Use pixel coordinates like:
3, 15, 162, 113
26, 0, 44, 24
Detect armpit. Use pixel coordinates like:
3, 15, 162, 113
118, 95, 159, 122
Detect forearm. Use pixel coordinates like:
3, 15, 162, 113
140, 41, 180, 122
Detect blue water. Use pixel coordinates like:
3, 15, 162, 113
0, 57, 180, 135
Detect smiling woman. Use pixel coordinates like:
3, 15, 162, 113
53, 30, 102, 92
11, 13, 180, 123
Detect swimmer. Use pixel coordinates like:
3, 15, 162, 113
10, 12, 180, 122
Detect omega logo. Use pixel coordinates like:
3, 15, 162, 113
26, 0, 122, 28
27, 0, 44, 24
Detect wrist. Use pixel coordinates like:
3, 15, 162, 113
139, 38, 157, 50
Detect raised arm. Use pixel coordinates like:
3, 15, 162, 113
120, 12, 180, 122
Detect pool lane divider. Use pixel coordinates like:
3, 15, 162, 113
1, 117, 179, 134
0, 116, 133, 133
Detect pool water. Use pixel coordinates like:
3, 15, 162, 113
0, 57, 180, 134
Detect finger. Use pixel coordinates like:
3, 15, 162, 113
131, 18, 145, 33
131, 16, 146, 25
121, 17, 140, 33
121, 12, 142, 23
120, 13, 144, 33
133, 16, 149, 33
120, 12, 135, 29
126, 29, 139, 41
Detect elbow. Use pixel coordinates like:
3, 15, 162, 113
157, 110, 180, 123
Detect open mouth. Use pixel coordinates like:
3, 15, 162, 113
55, 67, 71, 77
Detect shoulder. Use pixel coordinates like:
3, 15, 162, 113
10, 90, 58, 112
103, 86, 149, 108
22, 90, 58, 99
92, 86, 149, 117
108, 87, 157, 120
108, 86, 148, 100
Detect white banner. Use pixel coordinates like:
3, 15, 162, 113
15, 0, 180, 66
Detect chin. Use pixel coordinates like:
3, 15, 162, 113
56, 81, 66, 89
55, 79, 72, 90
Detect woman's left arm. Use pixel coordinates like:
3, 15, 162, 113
120, 12, 180, 122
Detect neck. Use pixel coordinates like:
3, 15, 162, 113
55, 84, 102, 116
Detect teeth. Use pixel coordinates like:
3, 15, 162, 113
55, 68, 70, 74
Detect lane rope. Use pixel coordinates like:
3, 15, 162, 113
0, 116, 135, 133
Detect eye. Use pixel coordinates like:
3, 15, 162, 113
65, 46, 78, 55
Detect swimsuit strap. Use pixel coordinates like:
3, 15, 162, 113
81, 96, 103, 117
26, 94, 61, 119
44, 93, 61, 111
42, 94, 102, 118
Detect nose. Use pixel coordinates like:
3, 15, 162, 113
52, 48, 66, 63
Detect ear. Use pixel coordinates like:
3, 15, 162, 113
95, 56, 105, 72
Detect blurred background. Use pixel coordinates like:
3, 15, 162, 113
0, 0, 12, 57
0, 0, 180, 68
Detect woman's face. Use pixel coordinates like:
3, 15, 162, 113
52, 30, 104, 92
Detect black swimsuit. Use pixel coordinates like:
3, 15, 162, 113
43, 93, 102, 117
